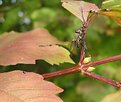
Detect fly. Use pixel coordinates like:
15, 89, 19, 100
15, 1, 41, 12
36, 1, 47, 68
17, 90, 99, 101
72, 29, 83, 48
71, 9, 87, 51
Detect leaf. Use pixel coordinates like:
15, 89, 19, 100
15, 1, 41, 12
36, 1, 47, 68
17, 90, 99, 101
0, 70, 63, 102
101, 91, 121, 102
61, 0, 99, 22
0, 28, 74, 66
99, 0, 121, 26
101, 0, 121, 9
111, 17, 121, 26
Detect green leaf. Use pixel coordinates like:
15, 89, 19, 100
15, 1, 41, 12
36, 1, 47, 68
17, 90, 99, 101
99, 0, 121, 26
101, 91, 121, 102
102, 0, 121, 9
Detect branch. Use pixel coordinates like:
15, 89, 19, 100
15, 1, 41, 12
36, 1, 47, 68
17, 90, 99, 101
42, 65, 80, 79
84, 71, 121, 88
42, 14, 121, 89
42, 54, 121, 88
43, 55, 121, 79
83, 54, 121, 71
80, 23, 88, 63
42, 63, 121, 88
80, 14, 96, 63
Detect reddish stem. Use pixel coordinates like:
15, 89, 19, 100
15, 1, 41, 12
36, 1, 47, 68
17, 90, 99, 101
84, 71, 121, 88
80, 23, 88, 63
80, 14, 96, 63
80, 27, 87, 63
42, 54, 121, 88
42, 65, 80, 79
83, 54, 121, 71
42, 14, 121, 89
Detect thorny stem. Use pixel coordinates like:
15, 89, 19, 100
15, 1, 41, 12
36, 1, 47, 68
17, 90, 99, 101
42, 14, 121, 89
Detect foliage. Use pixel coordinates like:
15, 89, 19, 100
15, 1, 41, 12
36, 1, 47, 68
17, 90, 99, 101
0, 70, 63, 102
0, 28, 74, 66
0, 0, 121, 102
99, 0, 121, 26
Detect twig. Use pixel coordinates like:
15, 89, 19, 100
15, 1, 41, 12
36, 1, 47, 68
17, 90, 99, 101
42, 65, 80, 79
80, 23, 87, 63
42, 54, 121, 88
42, 13, 121, 89
84, 71, 121, 88
83, 54, 121, 71
80, 13, 96, 63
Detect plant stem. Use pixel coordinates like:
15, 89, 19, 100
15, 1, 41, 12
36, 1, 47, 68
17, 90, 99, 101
84, 71, 121, 88
42, 54, 121, 88
42, 14, 121, 89
42, 65, 80, 79
80, 14, 96, 63
80, 31, 86, 63
80, 23, 88, 63
83, 54, 121, 70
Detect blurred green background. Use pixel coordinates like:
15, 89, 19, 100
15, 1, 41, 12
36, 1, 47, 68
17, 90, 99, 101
0, 0, 121, 102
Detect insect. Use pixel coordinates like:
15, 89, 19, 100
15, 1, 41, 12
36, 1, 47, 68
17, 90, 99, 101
71, 8, 87, 50
61, 0, 99, 51
72, 29, 83, 48
71, 25, 87, 50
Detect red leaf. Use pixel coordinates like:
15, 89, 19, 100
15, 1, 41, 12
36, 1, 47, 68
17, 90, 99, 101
0, 28, 74, 66
0, 71, 63, 102
61, 0, 99, 22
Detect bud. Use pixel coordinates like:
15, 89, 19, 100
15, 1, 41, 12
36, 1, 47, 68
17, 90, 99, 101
87, 67, 95, 72
83, 57, 91, 63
